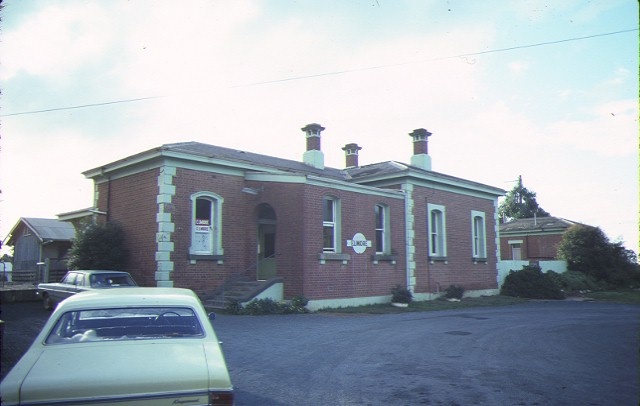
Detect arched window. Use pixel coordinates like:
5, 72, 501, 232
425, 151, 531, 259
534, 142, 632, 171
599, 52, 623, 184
190, 192, 223, 256
428, 203, 447, 258
375, 204, 390, 254
471, 211, 487, 259
323, 196, 341, 253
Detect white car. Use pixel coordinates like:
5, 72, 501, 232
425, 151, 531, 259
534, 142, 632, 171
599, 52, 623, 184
1, 288, 234, 406
37, 270, 138, 310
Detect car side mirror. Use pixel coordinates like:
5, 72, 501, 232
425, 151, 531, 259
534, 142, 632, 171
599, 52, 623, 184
208, 312, 216, 322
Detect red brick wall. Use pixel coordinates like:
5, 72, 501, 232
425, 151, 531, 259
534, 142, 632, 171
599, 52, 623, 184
95, 170, 158, 287
94, 163, 498, 300
248, 181, 306, 298
411, 187, 498, 293
500, 233, 563, 260
298, 186, 407, 300
171, 168, 251, 296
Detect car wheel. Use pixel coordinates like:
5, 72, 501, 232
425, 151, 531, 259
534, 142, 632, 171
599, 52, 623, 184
42, 293, 54, 311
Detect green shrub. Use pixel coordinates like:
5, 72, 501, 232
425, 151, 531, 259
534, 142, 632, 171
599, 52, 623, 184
289, 295, 309, 313
227, 296, 309, 315
225, 299, 244, 314
544, 270, 565, 290
606, 267, 640, 290
444, 285, 465, 300
391, 285, 413, 304
501, 265, 565, 300
556, 271, 604, 292
68, 221, 127, 270
244, 298, 285, 315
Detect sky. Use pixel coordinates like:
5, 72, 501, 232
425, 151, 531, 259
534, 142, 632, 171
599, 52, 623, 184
0, 0, 638, 256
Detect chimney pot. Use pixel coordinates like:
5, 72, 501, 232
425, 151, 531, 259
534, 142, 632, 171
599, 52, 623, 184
301, 123, 325, 151
301, 123, 325, 169
409, 128, 432, 170
342, 143, 362, 168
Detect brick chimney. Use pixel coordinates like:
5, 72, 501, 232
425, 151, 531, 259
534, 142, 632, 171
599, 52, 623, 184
342, 143, 362, 168
301, 123, 325, 169
409, 128, 432, 170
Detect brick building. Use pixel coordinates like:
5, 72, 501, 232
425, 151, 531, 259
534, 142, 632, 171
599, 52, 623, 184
82, 124, 504, 310
499, 217, 579, 261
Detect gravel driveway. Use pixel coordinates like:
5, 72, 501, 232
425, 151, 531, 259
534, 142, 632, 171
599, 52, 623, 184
2, 300, 638, 405
214, 301, 639, 405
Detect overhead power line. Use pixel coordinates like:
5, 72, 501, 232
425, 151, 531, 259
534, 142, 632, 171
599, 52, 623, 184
1, 28, 636, 118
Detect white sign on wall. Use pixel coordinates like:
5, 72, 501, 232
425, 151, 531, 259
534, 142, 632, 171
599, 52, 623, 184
347, 233, 372, 254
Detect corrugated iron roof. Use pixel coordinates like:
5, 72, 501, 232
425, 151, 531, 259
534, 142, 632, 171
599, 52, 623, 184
345, 161, 505, 195
83, 141, 504, 197
21, 218, 76, 241
499, 217, 580, 233
161, 142, 348, 180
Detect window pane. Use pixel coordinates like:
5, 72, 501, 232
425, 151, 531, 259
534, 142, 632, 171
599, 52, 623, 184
375, 205, 383, 229
323, 199, 334, 222
430, 211, 439, 254
46, 307, 204, 344
323, 225, 335, 251
195, 198, 212, 224
62, 273, 77, 285
376, 230, 384, 252
264, 232, 276, 258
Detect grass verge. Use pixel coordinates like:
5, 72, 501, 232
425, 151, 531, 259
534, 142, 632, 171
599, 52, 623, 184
584, 290, 640, 304
318, 290, 640, 314
318, 295, 528, 314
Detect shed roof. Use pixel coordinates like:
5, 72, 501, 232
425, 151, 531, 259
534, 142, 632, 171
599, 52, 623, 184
5, 217, 76, 246
499, 217, 581, 234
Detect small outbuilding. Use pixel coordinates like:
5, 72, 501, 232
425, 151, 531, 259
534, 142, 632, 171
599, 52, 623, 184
4, 218, 76, 282
499, 216, 580, 261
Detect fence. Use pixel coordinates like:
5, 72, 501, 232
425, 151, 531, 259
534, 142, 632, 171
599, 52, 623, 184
6, 258, 69, 284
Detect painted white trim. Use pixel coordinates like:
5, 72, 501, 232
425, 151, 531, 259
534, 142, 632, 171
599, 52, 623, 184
471, 210, 487, 258
361, 174, 503, 200
190, 191, 224, 256
508, 240, 524, 244
243, 283, 283, 303
427, 203, 447, 257
307, 294, 390, 311
306, 175, 405, 199
402, 183, 415, 291
493, 199, 501, 268
501, 230, 566, 237
155, 165, 176, 287
245, 172, 307, 184
322, 196, 342, 253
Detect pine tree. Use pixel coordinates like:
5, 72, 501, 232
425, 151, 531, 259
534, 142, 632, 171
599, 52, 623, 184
498, 175, 550, 222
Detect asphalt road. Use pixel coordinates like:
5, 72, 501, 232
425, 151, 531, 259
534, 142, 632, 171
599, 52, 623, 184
2, 300, 638, 405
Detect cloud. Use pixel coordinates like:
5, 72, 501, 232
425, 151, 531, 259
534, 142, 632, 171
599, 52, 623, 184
0, 2, 113, 82
545, 99, 638, 156
508, 60, 529, 75
604, 67, 631, 86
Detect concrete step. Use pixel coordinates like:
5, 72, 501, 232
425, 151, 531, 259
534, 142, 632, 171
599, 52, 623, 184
203, 277, 283, 310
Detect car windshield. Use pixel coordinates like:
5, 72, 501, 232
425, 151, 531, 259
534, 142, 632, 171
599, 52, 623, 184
45, 307, 204, 344
89, 274, 137, 288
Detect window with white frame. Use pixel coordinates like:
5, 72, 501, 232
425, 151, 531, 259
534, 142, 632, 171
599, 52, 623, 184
428, 203, 447, 258
471, 210, 487, 259
375, 204, 390, 254
509, 241, 523, 260
323, 196, 340, 253
190, 192, 223, 256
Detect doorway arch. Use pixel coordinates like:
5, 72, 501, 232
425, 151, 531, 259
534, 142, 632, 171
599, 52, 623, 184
257, 203, 277, 281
